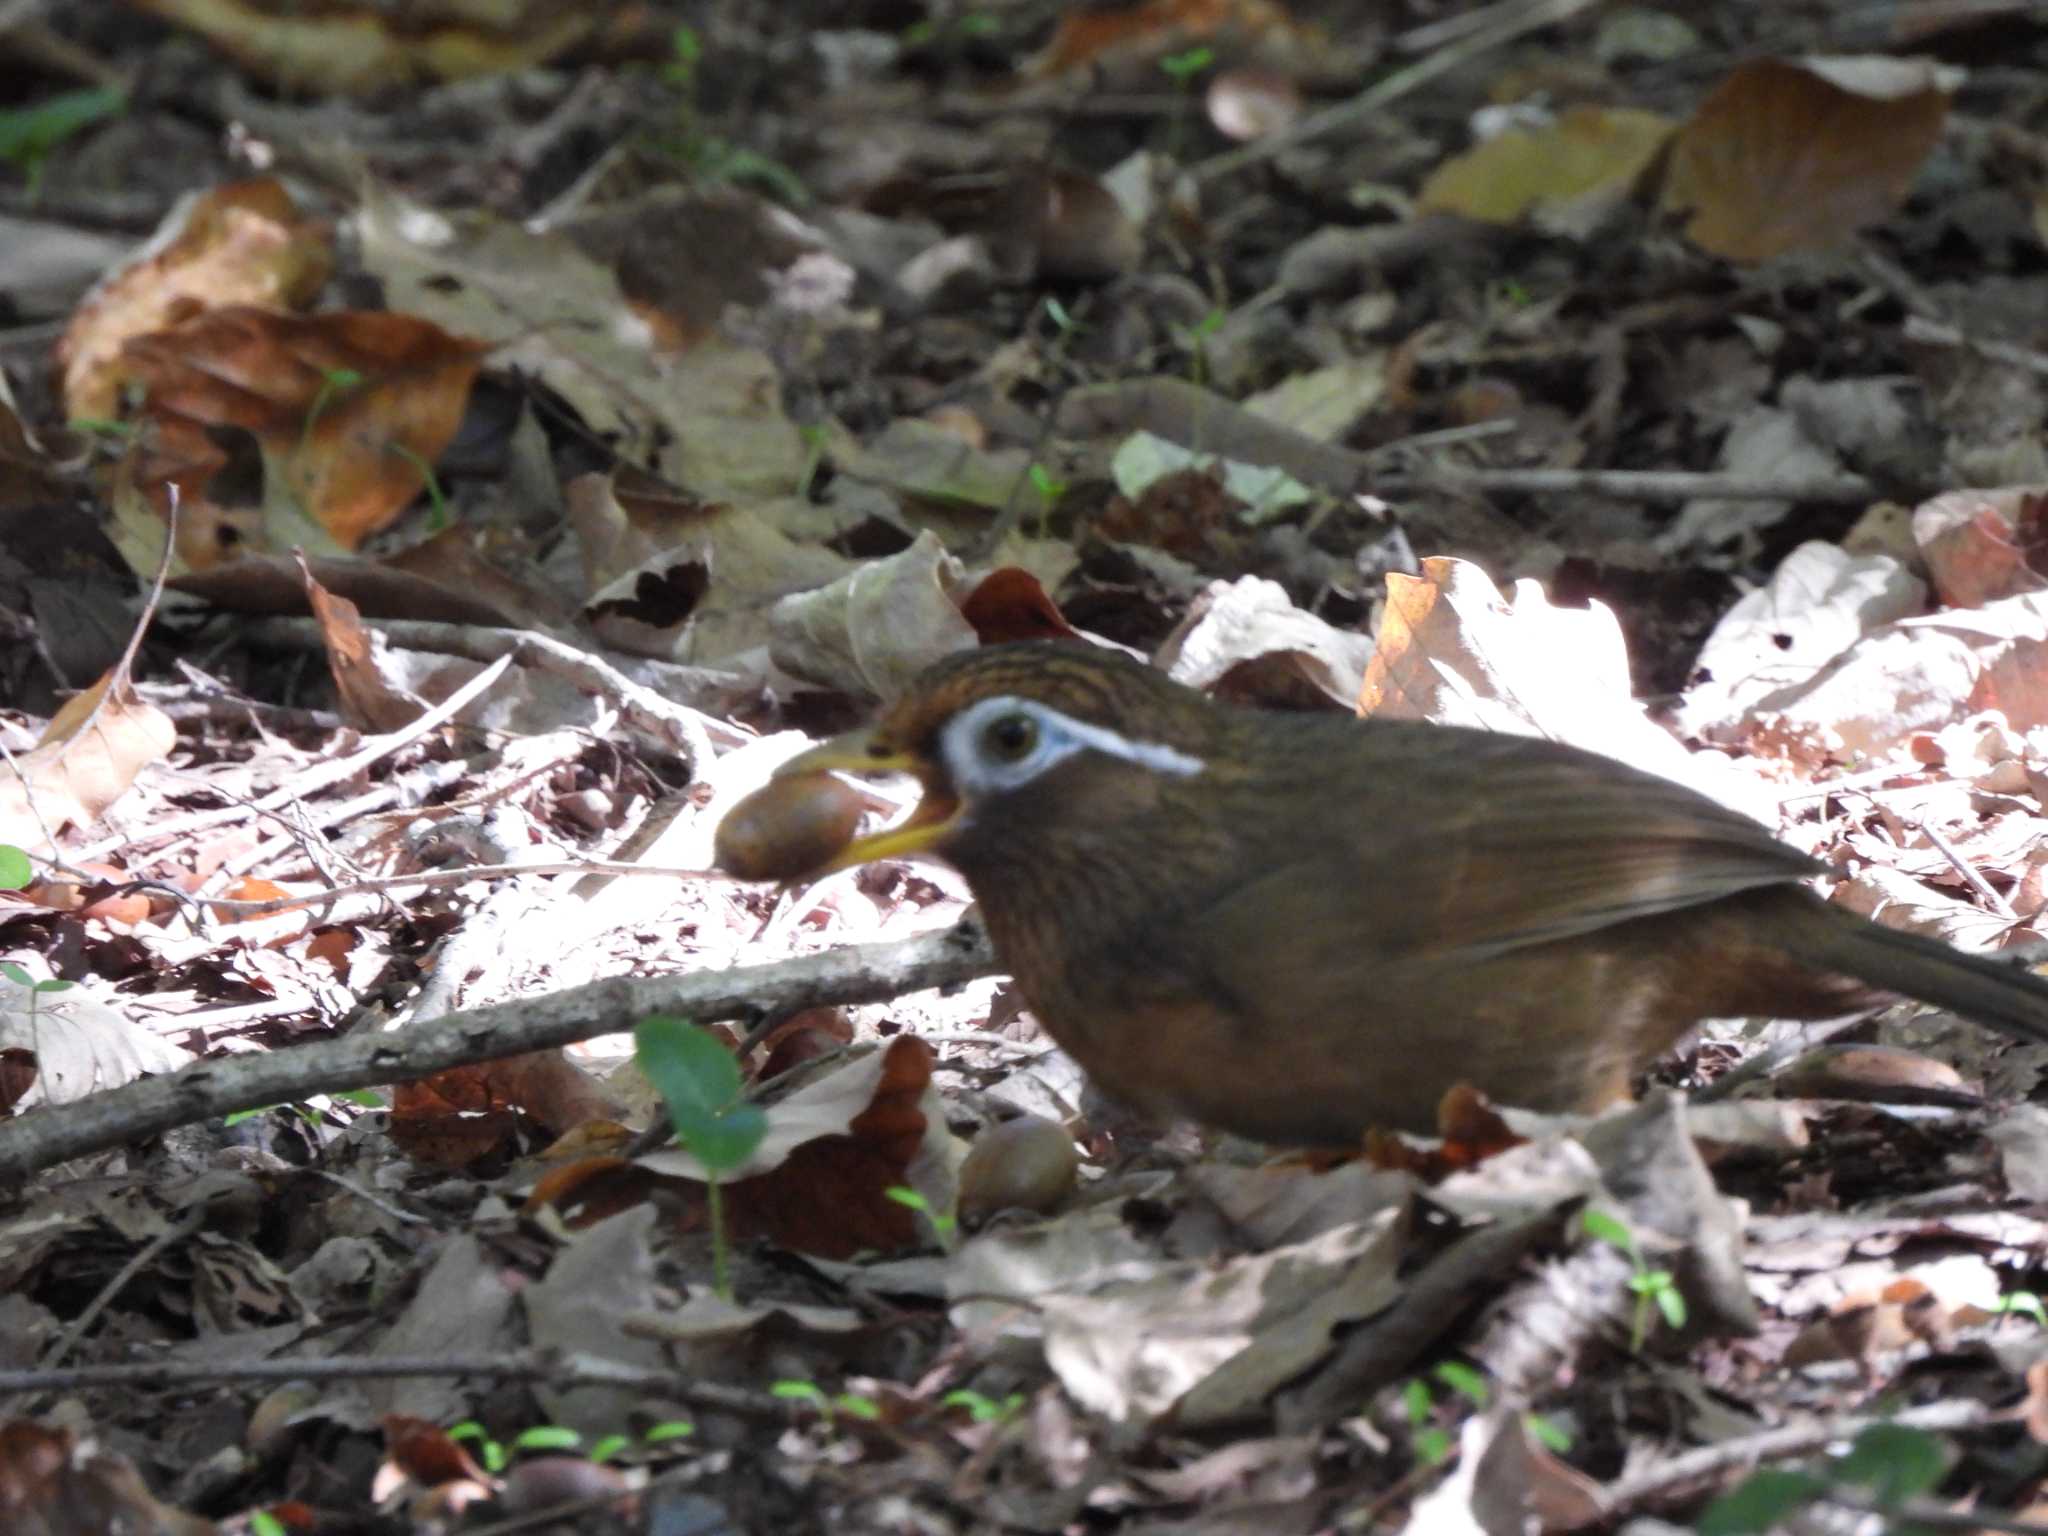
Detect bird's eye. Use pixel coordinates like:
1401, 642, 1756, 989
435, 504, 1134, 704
980, 711, 1038, 763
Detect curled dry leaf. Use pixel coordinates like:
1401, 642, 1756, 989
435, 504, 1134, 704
1657, 56, 1954, 263
117, 306, 487, 554
1418, 105, 1674, 229
129, 0, 595, 94
57, 177, 332, 422
0, 672, 177, 857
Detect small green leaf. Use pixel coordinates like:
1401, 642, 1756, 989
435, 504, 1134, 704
1653, 1282, 1687, 1330
1402, 1378, 1433, 1423
587, 1434, 629, 1463
771, 1380, 828, 1407
32, 978, 73, 995
637, 1016, 742, 1118
1432, 1361, 1489, 1407
1697, 1469, 1825, 1536
249, 1511, 288, 1536
686, 1102, 768, 1171
835, 1394, 881, 1421
0, 962, 34, 987
445, 1421, 485, 1441
0, 88, 125, 164
1413, 1427, 1452, 1465
0, 845, 32, 890
884, 1185, 929, 1213
1994, 1290, 2046, 1326
643, 1420, 695, 1444
635, 1016, 768, 1173
1524, 1413, 1573, 1453
1581, 1207, 1633, 1251
512, 1425, 581, 1452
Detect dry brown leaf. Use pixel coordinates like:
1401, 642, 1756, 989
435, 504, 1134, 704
57, 178, 331, 422
117, 306, 486, 551
1418, 106, 1674, 227
959, 566, 1082, 644
1658, 56, 1953, 263
0, 674, 177, 856
130, 0, 595, 94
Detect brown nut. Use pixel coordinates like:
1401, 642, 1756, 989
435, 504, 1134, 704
714, 772, 865, 882
958, 1113, 1080, 1221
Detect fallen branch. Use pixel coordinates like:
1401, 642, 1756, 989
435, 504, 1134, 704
0, 923, 999, 1185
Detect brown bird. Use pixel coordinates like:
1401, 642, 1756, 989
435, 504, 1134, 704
716, 642, 2048, 1143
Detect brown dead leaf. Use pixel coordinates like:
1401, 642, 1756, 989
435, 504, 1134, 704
117, 306, 487, 551
1419, 105, 1674, 228
1658, 56, 1953, 263
960, 566, 1082, 644
570, 1037, 948, 1259
57, 178, 332, 423
1915, 486, 2048, 609
0, 673, 177, 857
130, 0, 595, 94
372, 1414, 496, 1508
301, 559, 426, 731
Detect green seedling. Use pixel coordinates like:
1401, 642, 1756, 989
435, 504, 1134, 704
387, 442, 451, 532
222, 1088, 382, 1130
447, 1419, 507, 1474
1582, 1206, 1686, 1351
1400, 1363, 1572, 1468
771, 1379, 881, 1428
1, 962, 76, 1050
884, 1184, 957, 1244
797, 421, 831, 500
0, 88, 124, 198
512, 1425, 582, 1453
653, 25, 808, 203
1176, 306, 1225, 385
635, 1016, 768, 1301
248, 1510, 287, 1536
301, 367, 366, 459
1992, 1289, 2046, 1327
0, 845, 31, 891
941, 1389, 1024, 1424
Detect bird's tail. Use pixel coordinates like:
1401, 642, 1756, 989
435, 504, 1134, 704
1794, 899, 2048, 1047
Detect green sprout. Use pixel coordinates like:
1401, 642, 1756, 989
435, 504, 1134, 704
884, 1184, 957, 1244
941, 1389, 1024, 1424
635, 1016, 769, 1302
771, 1379, 881, 1428
0, 88, 125, 198
1582, 1206, 1687, 1351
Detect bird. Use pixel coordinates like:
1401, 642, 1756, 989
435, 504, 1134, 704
714, 641, 2048, 1144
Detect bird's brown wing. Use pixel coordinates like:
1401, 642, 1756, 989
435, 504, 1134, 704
1209, 722, 1821, 963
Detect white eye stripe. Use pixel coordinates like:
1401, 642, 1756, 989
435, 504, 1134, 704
937, 695, 1204, 796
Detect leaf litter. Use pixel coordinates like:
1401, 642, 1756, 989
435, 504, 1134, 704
2, 2, 2048, 1530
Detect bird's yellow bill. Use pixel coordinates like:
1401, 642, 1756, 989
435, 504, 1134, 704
770, 729, 963, 872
